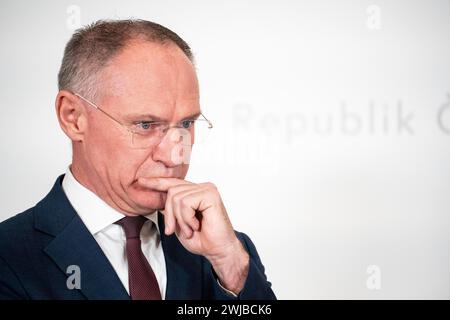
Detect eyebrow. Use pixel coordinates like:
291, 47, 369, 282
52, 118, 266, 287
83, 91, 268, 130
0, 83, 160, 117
123, 112, 202, 122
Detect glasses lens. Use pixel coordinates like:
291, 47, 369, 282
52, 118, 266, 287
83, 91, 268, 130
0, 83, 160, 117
130, 118, 213, 149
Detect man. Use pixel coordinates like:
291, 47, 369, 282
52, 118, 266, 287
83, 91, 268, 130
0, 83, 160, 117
0, 19, 275, 300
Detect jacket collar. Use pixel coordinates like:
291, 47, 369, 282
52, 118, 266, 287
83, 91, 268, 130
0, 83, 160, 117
35, 175, 130, 299
34, 174, 202, 300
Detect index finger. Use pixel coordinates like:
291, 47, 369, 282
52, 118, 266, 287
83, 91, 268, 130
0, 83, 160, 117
138, 177, 192, 192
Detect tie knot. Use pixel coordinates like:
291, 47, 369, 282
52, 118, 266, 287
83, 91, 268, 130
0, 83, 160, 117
115, 216, 147, 239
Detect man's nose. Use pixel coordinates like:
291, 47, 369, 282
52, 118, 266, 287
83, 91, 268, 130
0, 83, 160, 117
152, 128, 192, 167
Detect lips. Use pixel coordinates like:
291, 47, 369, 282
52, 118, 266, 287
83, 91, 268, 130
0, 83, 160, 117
133, 177, 175, 191
134, 185, 165, 194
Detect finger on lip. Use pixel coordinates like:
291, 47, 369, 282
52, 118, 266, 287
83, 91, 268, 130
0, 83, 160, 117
138, 177, 188, 191
137, 177, 162, 190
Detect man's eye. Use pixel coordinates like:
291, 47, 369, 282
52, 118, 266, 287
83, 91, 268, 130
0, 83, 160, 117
136, 122, 153, 130
133, 121, 157, 133
181, 120, 195, 129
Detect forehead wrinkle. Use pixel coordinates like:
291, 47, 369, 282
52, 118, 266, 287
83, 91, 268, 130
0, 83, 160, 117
158, 46, 200, 122
162, 43, 199, 102
96, 41, 199, 122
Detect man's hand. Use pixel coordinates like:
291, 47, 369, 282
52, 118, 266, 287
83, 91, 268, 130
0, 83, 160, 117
138, 177, 249, 294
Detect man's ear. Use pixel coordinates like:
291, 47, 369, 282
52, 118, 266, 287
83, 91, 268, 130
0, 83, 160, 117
55, 90, 88, 142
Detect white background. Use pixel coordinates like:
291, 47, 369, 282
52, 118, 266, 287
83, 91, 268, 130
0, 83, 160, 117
1, 0, 449, 299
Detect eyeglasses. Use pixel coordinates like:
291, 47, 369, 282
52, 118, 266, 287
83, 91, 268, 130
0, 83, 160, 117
74, 93, 213, 149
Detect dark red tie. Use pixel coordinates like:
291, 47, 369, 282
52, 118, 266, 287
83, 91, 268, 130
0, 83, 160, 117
115, 216, 162, 300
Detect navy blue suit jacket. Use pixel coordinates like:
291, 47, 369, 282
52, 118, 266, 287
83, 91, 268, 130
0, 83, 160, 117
0, 175, 276, 300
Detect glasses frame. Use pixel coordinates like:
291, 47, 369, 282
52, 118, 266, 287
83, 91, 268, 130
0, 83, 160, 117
74, 93, 213, 148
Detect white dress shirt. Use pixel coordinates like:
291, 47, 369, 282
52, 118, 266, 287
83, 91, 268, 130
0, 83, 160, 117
61, 167, 167, 299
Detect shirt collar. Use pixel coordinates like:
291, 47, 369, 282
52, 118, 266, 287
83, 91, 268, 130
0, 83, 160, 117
62, 167, 160, 235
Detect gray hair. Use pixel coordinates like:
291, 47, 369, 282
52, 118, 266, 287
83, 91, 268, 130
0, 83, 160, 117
57, 19, 194, 100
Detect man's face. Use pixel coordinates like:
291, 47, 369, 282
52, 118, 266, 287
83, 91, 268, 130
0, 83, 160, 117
81, 41, 200, 214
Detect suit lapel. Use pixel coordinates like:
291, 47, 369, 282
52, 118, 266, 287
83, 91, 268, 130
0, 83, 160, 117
35, 175, 203, 300
36, 175, 129, 300
44, 214, 129, 300
158, 212, 203, 299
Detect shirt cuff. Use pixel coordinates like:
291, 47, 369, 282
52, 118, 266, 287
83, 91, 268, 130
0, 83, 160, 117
216, 279, 238, 298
